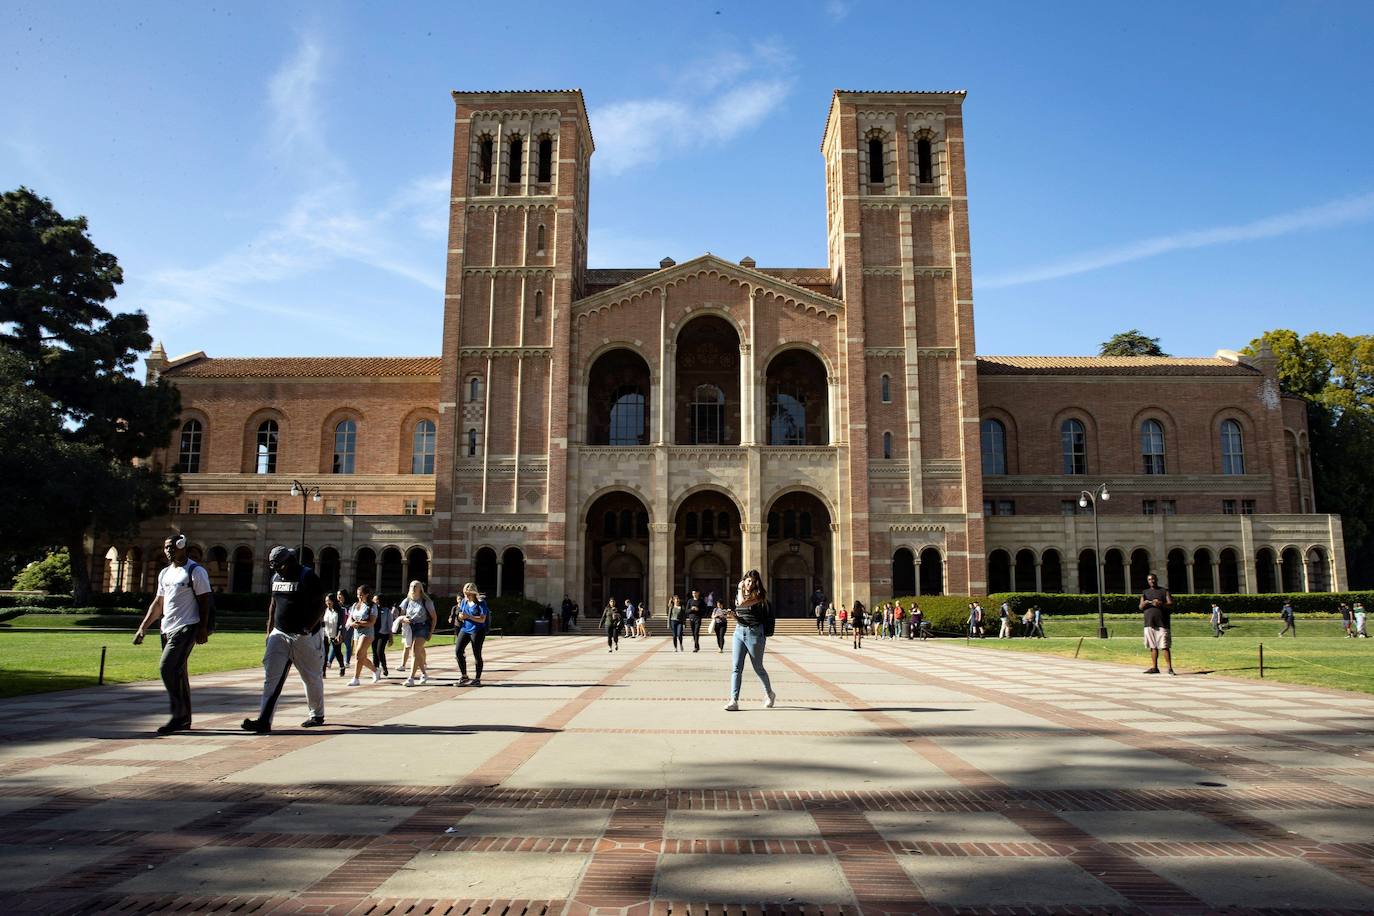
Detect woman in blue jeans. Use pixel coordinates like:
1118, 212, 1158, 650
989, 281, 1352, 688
725, 569, 775, 711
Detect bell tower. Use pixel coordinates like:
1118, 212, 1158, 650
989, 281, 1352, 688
822, 90, 985, 596
432, 90, 593, 596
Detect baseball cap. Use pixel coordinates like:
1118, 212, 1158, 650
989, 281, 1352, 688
268, 545, 296, 566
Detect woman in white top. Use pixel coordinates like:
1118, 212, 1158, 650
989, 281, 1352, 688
397, 580, 437, 687
348, 584, 380, 685
321, 595, 346, 677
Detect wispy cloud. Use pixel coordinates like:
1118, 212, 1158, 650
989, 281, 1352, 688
590, 39, 796, 175
824, 0, 853, 22
135, 33, 446, 346
982, 190, 1374, 289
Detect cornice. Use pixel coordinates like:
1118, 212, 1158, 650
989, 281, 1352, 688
462, 197, 557, 209
463, 266, 555, 276
981, 474, 1275, 494
458, 347, 552, 358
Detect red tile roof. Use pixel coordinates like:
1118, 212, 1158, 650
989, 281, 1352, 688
165, 357, 441, 380
977, 355, 1258, 377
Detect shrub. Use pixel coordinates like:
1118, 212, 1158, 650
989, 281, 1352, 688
12, 550, 72, 593
984, 592, 1374, 615
890, 595, 985, 633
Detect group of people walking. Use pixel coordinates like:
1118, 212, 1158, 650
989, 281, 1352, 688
811, 599, 931, 642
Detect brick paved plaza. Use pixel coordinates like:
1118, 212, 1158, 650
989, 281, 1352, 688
2, 635, 1373, 914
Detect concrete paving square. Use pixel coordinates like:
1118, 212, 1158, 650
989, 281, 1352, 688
863, 810, 1037, 843
93, 742, 229, 761
9, 763, 150, 790
226, 730, 521, 785
0, 844, 128, 891
37, 799, 224, 833
242, 802, 420, 834
1058, 809, 1249, 843
654, 853, 854, 904
1141, 855, 1374, 909
375, 850, 590, 898
450, 807, 611, 837
115, 845, 356, 895
1245, 806, 1374, 844
896, 855, 1127, 907
665, 809, 820, 839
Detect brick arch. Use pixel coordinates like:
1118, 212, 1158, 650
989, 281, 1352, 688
582, 484, 656, 525
1049, 407, 1100, 476
241, 408, 287, 475
320, 407, 365, 475
671, 484, 746, 520
398, 407, 440, 474
669, 305, 746, 346
761, 340, 836, 377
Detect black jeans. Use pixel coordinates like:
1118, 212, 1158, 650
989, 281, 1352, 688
372, 633, 391, 672
159, 624, 198, 725
713, 619, 727, 651
456, 630, 486, 679
606, 624, 620, 649
688, 616, 702, 650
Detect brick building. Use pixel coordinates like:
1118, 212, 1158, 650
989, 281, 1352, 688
106, 89, 1346, 611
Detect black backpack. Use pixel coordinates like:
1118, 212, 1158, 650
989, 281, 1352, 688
762, 600, 776, 638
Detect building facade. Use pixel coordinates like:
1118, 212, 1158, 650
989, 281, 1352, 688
107, 89, 1346, 611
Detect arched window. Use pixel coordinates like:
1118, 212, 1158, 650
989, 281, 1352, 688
880, 374, 891, 403
690, 384, 725, 445
619, 509, 634, 537
603, 511, 617, 538
467, 428, 478, 457
1061, 419, 1087, 475
767, 386, 807, 446
867, 135, 884, 183
177, 419, 202, 474
717, 511, 729, 536
537, 136, 553, 183
1221, 419, 1245, 475
534, 289, 543, 319
980, 418, 1006, 476
256, 419, 279, 475
468, 376, 481, 402
800, 512, 813, 539
331, 420, 355, 474
916, 136, 934, 184
685, 511, 699, 539
883, 431, 893, 459
411, 419, 436, 474
507, 135, 523, 182
478, 136, 493, 183
783, 510, 797, 539
701, 511, 715, 539
608, 384, 647, 445
1141, 419, 1166, 475
536, 223, 546, 253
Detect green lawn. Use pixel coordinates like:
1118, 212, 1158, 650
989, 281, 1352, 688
958, 615, 1372, 694
0, 629, 458, 699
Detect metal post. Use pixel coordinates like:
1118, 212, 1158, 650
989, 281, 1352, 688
1093, 505, 1106, 639
1259, 642, 1264, 678
1074, 636, 1084, 659
98, 645, 107, 685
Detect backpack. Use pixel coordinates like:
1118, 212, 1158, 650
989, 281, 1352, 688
184, 558, 216, 636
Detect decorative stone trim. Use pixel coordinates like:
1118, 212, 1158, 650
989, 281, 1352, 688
922, 459, 963, 478
981, 474, 1274, 494
458, 347, 553, 358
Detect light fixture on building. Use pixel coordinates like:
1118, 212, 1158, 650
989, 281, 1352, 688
701, 539, 714, 553
617, 542, 627, 553
789, 540, 801, 554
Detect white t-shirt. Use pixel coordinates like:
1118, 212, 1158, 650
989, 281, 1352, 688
157, 562, 211, 634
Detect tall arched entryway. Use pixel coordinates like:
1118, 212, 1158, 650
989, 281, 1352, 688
891, 548, 916, 597
474, 547, 498, 595
764, 349, 829, 445
230, 546, 254, 594
354, 548, 377, 592
585, 491, 650, 611
207, 546, 230, 592
1219, 548, 1241, 594
1167, 548, 1188, 593
380, 547, 404, 594
919, 548, 944, 595
406, 547, 429, 587
1040, 549, 1063, 593
987, 550, 1012, 593
765, 491, 832, 616
587, 349, 652, 445
501, 547, 525, 597
675, 490, 741, 607
1255, 547, 1278, 593
1280, 547, 1304, 592
676, 316, 740, 445
1103, 549, 1126, 593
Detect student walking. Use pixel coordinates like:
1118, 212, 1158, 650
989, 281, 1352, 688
371, 595, 392, 676
1210, 602, 1224, 638
636, 599, 650, 639
687, 589, 706, 652
1140, 573, 1176, 676
998, 601, 1013, 639
601, 599, 622, 651
1355, 601, 1368, 638
242, 546, 327, 733
134, 534, 212, 735
814, 600, 826, 634
911, 603, 926, 640
826, 602, 838, 636
335, 590, 354, 668
851, 600, 866, 649
1278, 601, 1297, 637
710, 600, 729, 652
669, 595, 686, 651
452, 583, 490, 685
397, 580, 436, 686
724, 570, 775, 711
347, 585, 379, 685
838, 606, 848, 636
1339, 603, 1354, 638
322, 594, 347, 676
624, 599, 639, 639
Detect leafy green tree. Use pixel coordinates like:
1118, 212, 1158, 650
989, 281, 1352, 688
13, 549, 73, 593
1099, 329, 1167, 357
0, 187, 180, 602
1248, 329, 1374, 588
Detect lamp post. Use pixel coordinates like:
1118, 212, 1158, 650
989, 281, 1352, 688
289, 480, 322, 559
1078, 483, 1110, 639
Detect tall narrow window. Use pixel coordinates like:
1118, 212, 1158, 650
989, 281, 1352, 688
536, 223, 546, 252
469, 377, 481, 402
177, 419, 202, 474
411, 419, 436, 474
883, 431, 893, 459
332, 420, 356, 475
690, 384, 726, 445
880, 374, 891, 403
608, 385, 647, 445
1061, 418, 1087, 475
255, 419, 279, 474
916, 136, 933, 184
980, 418, 1007, 476
507, 135, 523, 182
867, 135, 885, 183
767, 386, 807, 445
478, 136, 493, 183
467, 428, 478, 457
1141, 419, 1166, 474
533, 289, 543, 319
1221, 419, 1245, 475
537, 136, 553, 182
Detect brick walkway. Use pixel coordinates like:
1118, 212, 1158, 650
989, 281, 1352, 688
2, 634, 1372, 914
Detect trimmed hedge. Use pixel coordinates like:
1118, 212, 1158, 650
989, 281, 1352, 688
889, 595, 986, 632
984, 592, 1374, 615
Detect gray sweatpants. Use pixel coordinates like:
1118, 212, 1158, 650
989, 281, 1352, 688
257, 629, 325, 725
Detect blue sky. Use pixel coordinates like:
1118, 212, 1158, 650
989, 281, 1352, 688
5, 1, 1372, 360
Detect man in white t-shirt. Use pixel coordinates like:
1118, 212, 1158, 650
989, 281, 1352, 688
135, 534, 212, 735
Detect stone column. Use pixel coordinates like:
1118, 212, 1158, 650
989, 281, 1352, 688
914, 557, 922, 596
1271, 555, 1282, 593
664, 343, 677, 445
1124, 558, 1133, 594
1185, 562, 1195, 595
742, 287, 757, 445
1300, 555, 1310, 593
651, 522, 672, 614
1034, 562, 1043, 593
1211, 560, 1221, 594
496, 560, 504, 596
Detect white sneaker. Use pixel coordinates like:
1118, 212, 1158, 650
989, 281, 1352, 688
347, 677, 361, 686
723, 701, 739, 711
371, 671, 381, 683
765, 691, 776, 708
420, 673, 429, 684
402, 678, 415, 687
